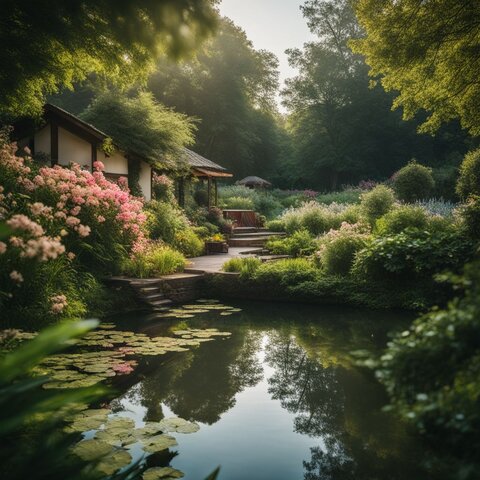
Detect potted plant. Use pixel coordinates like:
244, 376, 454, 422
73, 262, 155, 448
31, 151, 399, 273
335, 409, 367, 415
205, 233, 229, 254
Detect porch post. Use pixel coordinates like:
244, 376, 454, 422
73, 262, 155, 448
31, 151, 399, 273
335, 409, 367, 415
214, 178, 218, 206
207, 176, 211, 209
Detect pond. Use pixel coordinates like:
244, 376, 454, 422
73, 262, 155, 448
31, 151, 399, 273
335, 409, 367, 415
78, 300, 440, 480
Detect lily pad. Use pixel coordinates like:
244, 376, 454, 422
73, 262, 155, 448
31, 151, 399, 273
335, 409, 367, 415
72, 439, 113, 461
65, 408, 110, 433
143, 467, 184, 480
96, 449, 132, 476
141, 434, 178, 453
158, 417, 200, 434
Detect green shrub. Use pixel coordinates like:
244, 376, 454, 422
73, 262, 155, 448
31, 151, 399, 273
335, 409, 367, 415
266, 229, 317, 257
145, 200, 189, 244
173, 229, 204, 257
459, 195, 480, 240
222, 257, 262, 278
123, 243, 185, 278
352, 229, 474, 281
265, 219, 286, 232
253, 258, 319, 286
432, 164, 458, 200
254, 195, 283, 218
392, 161, 435, 202
221, 196, 255, 210
316, 188, 362, 205
376, 205, 429, 235
193, 188, 209, 207
456, 148, 480, 198
281, 201, 348, 235
316, 223, 370, 276
375, 260, 480, 476
360, 185, 395, 223
192, 226, 212, 239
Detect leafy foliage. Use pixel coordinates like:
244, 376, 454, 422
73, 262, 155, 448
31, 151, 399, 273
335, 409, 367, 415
392, 161, 435, 202
353, 0, 480, 135
81, 92, 195, 168
316, 222, 370, 275
456, 148, 480, 199
375, 205, 429, 235
266, 230, 317, 257
253, 258, 319, 286
148, 18, 283, 179
375, 260, 480, 478
122, 243, 185, 278
0, 320, 142, 480
221, 257, 262, 279
359, 185, 395, 224
0, 0, 218, 119
352, 229, 475, 282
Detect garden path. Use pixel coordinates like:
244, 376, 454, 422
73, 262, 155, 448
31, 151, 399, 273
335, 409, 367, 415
185, 247, 258, 273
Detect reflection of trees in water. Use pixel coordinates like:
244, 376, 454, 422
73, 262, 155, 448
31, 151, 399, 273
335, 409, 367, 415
265, 333, 344, 441
265, 330, 428, 480
134, 329, 263, 424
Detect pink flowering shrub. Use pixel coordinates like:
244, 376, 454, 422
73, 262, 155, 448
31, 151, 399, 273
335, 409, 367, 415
0, 137, 147, 322
315, 222, 371, 276
152, 173, 175, 202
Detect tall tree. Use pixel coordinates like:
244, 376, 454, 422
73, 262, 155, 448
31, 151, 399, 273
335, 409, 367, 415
148, 18, 284, 178
352, 0, 480, 136
283, 0, 471, 190
0, 0, 217, 119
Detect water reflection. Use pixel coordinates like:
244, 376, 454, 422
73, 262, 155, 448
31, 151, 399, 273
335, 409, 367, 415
111, 303, 436, 479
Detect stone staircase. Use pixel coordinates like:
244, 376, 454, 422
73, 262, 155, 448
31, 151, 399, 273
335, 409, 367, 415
129, 279, 173, 311
108, 273, 205, 311
228, 227, 286, 248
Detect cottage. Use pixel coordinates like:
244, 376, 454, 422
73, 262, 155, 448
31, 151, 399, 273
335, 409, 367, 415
17, 104, 232, 204
17, 104, 154, 200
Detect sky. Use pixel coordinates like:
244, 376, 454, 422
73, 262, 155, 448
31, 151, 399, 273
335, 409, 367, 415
218, 0, 315, 108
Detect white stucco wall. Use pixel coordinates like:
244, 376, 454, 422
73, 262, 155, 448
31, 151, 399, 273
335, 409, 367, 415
58, 127, 91, 169
34, 124, 51, 155
139, 160, 152, 201
102, 151, 129, 175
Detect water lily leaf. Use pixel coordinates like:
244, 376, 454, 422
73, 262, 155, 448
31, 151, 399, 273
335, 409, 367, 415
134, 422, 164, 438
220, 312, 233, 316
72, 439, 113, 461
196, 299, 220, 303
158, 417, 200, 434
96, 449, 132, 476
143, 467, 184, 480
66, 408, 110, 432
142, 434, 178, 453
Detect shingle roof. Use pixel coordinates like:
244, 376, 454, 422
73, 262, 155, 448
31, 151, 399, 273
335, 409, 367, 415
45, 104, 109, 141
237, 176, 271, 186
183, 148, 227, 172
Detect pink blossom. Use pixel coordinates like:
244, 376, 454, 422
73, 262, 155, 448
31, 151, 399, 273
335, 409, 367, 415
0, 242, 6, 254
9, 270, 24, 283
93, 160, 105, 171
7, 214, 44, 237
77, 224, 91, 237
96, 215, 106, 223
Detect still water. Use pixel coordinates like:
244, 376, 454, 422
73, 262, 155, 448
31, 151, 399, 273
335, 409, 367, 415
106, 301, 435, 480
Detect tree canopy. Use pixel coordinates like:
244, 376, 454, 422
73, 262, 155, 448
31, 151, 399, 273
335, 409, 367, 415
352, 0, 480, 136
148, 18, 284, 178
0, 0, 218, 119
281, 0, 472, 190
81, 92, 195, 168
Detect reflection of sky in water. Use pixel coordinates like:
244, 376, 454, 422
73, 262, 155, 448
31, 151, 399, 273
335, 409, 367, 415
105, 302, 429, 480
118, 333, 325, 479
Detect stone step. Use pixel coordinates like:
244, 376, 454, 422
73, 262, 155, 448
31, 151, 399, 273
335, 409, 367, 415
230, 231, 285, 238
229, 237, 271, 248
141, 293, 167, 302
150, 299, 173, 309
